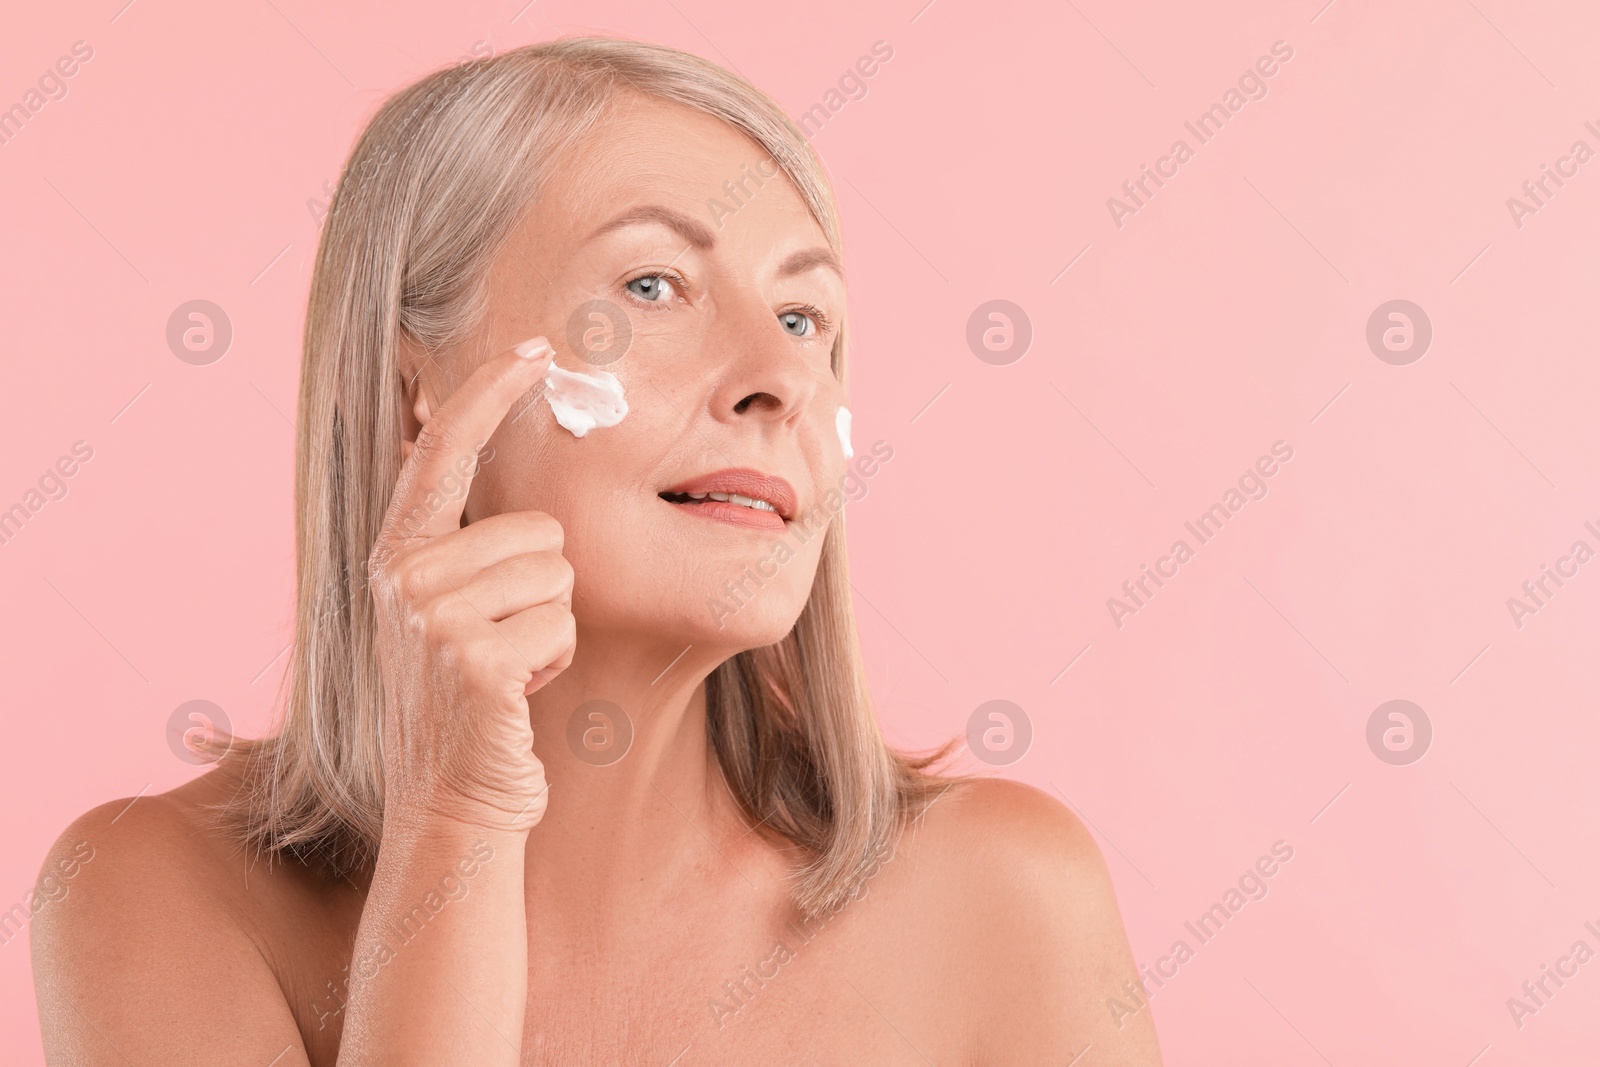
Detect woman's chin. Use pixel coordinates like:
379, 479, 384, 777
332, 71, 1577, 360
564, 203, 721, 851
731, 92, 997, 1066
712, 612, 805, 654
575, 594, 806, 656
685, 595, 807, 652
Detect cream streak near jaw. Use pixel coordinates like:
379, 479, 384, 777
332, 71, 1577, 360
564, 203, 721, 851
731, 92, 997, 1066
544, 357, 628, 437
836, 406, 853, 460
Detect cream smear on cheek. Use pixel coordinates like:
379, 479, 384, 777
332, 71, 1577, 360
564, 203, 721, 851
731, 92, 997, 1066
543, 357, 628, 437
835, 405, 854, 460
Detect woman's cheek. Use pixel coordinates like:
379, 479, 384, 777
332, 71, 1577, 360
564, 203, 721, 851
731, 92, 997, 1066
815, 400, 853, 488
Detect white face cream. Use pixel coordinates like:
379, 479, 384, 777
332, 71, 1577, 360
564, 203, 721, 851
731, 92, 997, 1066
543, 357, 628, 437
836, 405, 853, 460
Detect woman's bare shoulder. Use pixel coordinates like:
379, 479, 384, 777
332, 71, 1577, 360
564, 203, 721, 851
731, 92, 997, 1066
30, 764, 323, 1064
35, 758, 282, 917
890, 776, 1165, 1064
872, 776, 1119, 961
895, 776, 1109, 892
37, 764, 252, 920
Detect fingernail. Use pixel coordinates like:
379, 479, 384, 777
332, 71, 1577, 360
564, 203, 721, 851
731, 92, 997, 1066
515, 337, 552, 360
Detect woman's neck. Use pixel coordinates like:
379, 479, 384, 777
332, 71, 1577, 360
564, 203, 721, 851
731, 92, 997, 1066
520, 628, 760, 916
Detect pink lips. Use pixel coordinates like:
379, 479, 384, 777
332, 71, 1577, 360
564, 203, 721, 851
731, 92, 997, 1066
659, 467, 797, 532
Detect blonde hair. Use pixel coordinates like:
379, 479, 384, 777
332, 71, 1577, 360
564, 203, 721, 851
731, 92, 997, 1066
222, 35, 956, 916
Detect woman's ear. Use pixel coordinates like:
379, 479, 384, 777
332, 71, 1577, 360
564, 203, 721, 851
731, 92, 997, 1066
397, 330, 437, 464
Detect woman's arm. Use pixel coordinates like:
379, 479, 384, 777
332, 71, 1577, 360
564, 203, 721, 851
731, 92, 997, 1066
335, 815, 530, 1065
334, 335, 571, 1064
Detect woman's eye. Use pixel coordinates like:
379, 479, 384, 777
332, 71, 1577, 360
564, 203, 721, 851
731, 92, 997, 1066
778, 311, 815, 336
626, 274, 676, 302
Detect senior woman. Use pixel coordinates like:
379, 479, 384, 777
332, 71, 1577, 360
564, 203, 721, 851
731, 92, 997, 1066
32, 37, 1162, 1066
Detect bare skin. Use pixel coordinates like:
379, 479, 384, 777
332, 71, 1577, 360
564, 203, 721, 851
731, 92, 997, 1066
31, 97, 1164, 1066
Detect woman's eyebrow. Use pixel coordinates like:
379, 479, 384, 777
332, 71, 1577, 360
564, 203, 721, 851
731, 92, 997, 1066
586, 205, 843, 280
777, 247, 843, 280
587, 204, 715, 249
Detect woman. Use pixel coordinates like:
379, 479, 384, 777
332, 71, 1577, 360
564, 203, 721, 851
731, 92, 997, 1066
32, 37, 1162, 1065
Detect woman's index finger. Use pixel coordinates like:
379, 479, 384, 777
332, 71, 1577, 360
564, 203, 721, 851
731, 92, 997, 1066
379, 337, 552, 545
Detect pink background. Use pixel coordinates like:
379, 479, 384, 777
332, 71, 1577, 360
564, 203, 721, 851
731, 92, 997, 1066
4, 0, 1598, 1062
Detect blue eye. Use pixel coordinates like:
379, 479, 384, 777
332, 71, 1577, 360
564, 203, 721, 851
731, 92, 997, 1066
626, 274, 676, 302
778, 311, 814, 336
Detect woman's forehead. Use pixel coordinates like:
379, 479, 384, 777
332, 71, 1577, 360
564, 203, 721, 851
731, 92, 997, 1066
517, 122, 829, 256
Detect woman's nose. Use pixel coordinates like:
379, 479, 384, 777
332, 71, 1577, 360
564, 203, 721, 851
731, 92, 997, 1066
706, 293, 819, 429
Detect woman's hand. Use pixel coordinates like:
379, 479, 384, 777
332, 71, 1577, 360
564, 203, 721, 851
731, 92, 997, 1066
366, 336, 574, 836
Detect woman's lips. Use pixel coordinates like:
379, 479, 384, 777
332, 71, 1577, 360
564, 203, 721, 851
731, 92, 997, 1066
660, 495, 787, 531
659, 467, 796, 532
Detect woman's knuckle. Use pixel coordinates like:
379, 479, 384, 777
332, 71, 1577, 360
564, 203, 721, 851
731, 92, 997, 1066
410, 596, 449, 639
413, 418, 458, 459
553, 555, 576, 595
554, 605, 577, 647
395, 558, 433, 602
526, 511, 563, 550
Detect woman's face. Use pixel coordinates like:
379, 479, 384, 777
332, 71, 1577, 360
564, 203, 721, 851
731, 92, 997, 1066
459, 96, 850, 651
